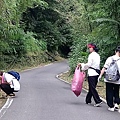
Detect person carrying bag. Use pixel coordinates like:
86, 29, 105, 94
78, 43, 102, 107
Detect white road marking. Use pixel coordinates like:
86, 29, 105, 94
0, 98, 13, 119
0, 63, 53, 119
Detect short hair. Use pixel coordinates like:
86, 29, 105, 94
115, 46, 120, 53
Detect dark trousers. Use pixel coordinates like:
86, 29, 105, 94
0, 84, 14, 95
106, 82, 120, 108
86, 76, 102, 104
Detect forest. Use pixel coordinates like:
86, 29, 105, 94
0, 0, 120, 72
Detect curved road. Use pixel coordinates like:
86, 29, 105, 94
0, 60, 120, 120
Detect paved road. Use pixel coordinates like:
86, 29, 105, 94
0, 60, 120, 120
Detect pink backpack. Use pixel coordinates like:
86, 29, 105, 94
71, 67, 85, 97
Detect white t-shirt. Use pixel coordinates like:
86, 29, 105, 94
103, 55, 120, 84
3, 72, 20, 91
81, 51, 100, 76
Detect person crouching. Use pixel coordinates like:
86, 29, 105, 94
0, 71, 20, 98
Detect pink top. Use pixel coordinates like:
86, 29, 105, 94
1, 75, 7, 84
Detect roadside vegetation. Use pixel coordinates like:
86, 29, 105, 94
0, 0, 120, 72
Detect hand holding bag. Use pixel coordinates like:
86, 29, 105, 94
71, 66, 85, 97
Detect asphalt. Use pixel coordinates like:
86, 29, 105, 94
0, 60, 120, 120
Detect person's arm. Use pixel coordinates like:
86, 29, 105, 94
97, 67, 106, 82
99, 67, 106, 78
4, 73, 13, 85
98, 57, 111, 81
81, 54, 93, 71
5, 79, 14, 88
100, 57, 111, 77
77, 57, 92, 71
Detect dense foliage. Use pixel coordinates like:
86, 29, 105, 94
0, 0, 120, 71
0, 0, 48, 70
0, 0, 75, 70
68, 0, 120, 72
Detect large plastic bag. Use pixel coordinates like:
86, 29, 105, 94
71, 67, 85, 97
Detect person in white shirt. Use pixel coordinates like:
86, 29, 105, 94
78, 43, 102, 107
98, 46, 120, 112
0, 71, 20, 98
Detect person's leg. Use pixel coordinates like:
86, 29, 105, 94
106, 82, 114, 108
113, 84, 119, 103
88, 76, 102, 104
0, 84, 14, 95
85, 76, 92, 104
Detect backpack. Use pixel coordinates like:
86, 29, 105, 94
7, 71, 20, 81
105, 57, 120, 82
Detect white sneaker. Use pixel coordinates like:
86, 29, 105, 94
118, 109, 120, 113
94, 101, 102, 107
108, 107, 114, 112
114, 103, 119, 111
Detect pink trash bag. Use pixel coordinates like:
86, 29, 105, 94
71, 66, 85, 97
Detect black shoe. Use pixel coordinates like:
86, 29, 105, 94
8, 93, 15, 98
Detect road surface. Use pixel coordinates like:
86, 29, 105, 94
0, 60, 120, 120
